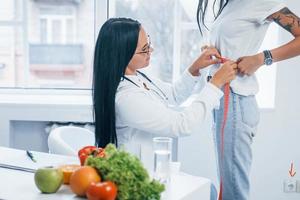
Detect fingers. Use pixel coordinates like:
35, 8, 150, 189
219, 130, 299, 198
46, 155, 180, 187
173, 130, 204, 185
232, 63, 238, 70
232, 64, 238, 77
197, 47, 222, 66
206, 48, 221, 58
236, 57, 252, 75
237, 62, 249, 76
236, 57, 243, 64
208, 58, 221, 65
201, 45, 221, 57
211, 61, 237, 87
218, 60, 237, 69
223, 62, 238, 82
232, 63, 238, 80
204, 50, 222, 65
229, 63, 238, 75
238, 66, 252, 76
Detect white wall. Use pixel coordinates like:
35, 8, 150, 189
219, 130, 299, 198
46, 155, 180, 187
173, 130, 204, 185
250, 19, 300, 199
178, 1, 300, 199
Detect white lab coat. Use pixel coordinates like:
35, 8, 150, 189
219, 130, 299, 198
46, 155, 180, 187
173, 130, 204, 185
115, 69, 223, 171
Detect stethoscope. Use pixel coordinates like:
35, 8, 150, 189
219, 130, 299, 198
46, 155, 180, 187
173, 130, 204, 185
122, 71, 169, 101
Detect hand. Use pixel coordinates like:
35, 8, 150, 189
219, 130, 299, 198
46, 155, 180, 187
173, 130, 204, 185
189, 46, 221, 76
237, 53, 264, 76
210, 60, 237, 88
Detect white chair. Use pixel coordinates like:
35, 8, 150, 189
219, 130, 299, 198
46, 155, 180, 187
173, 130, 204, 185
48, 126, 95, 156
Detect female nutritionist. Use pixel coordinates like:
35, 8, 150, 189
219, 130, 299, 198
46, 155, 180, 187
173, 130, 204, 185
92, 17, 237, 187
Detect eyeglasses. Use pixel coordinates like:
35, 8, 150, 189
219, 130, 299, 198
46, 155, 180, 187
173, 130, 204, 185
136, 35, 153, 55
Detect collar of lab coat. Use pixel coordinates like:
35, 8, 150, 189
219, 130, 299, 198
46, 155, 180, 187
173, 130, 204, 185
118, 72, 153, 91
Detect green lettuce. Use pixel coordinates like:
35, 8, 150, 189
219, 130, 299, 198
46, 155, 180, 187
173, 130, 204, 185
86, 144, 165, 200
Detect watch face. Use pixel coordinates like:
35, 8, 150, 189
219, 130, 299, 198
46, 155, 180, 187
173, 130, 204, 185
265, 58, 273, 65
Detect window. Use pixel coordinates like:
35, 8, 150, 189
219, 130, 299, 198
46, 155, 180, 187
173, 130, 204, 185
39, 6, 76, 44
0, 0, 100, 89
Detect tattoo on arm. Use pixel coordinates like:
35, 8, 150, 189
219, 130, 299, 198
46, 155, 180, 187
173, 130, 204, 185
269, 7, 300, 34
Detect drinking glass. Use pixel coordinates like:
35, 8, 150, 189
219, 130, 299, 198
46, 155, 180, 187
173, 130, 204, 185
153, 137, 172, 184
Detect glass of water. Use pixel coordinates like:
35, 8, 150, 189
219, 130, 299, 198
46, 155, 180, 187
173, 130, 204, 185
153, 137, 172, 184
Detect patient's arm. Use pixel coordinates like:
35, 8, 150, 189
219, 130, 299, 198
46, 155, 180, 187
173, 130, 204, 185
266, 7, 300, 62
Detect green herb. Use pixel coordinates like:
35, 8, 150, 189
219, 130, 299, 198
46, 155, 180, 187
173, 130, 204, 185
86, 144, 165, 200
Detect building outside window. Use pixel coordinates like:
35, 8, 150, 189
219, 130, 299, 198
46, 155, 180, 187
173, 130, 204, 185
39, 6, 76, 44
0, 0, 95, 89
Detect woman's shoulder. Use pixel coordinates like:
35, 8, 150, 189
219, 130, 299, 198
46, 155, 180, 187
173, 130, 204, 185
137, 70, 169, 89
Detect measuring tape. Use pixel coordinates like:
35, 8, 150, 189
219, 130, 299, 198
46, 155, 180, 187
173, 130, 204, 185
218, 57, 230, 200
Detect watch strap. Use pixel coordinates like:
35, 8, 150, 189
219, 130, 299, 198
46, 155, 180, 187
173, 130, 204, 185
263, 50, 273, 65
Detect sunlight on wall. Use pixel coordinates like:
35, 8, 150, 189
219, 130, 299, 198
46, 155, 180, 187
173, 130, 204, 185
256, 23, 279, 109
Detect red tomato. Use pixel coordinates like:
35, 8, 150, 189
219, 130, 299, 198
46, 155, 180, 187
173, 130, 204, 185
86, 181, 117, 200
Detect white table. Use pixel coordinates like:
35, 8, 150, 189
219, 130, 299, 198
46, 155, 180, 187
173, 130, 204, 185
0, 147, 210, 200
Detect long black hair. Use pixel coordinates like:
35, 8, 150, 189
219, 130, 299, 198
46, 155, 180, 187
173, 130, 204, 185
197, 0, 230, 35
93, 18, 141, 148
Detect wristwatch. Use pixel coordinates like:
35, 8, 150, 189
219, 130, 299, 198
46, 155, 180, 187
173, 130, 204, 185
263, 50, 273, 66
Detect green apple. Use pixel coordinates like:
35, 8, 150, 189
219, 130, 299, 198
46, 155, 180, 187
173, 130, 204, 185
34, 167, 63, 193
